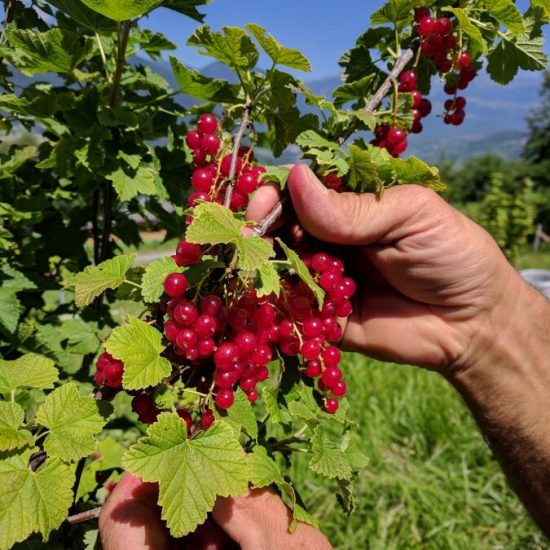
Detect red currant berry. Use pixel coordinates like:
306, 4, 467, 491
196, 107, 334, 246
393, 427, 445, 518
331, 380, 347, 397
457, 51, 471, 68
199, 294, 223, 317
196, 315, 217, 339
191, 167, 215, 192
322, 173, 344, 191
215, 369, 237, 389
214, 342, 239, 370
255, 365, 269, 382
418, 16, 436, 36
305, 360, 322, 378
200, 134, 220, 156
200, 409, 215, 429
236, 171, 259, 194
322, 365, 342, 387
186, 130, 201, 149
251, 344, 272, 367
454, 96, 467, 109
175, 240, 202, 266
301, 340, 321, 361
96, 352, 113, 371
322, 345, 341, 366
220, 154, 243, 177
176, 328, 197, 351
387, 127, 406, 145
197, 113, 218, 135
177, 409, 193, 432
302, 317, 323, 339
215, 389, 234, 410
325, 398, 339, 414
173, 300, 198, 326
435, 17, 452, 36
164, 273, 189, 298
414, 7, 430, 23
419, 98, 432, 117
311, 253, 331, 273
399, 70, 417, 91
198, 337, 215, 357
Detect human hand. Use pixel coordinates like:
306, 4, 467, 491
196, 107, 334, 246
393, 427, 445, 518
99, 472, 332, 549
247, 164, 524, 373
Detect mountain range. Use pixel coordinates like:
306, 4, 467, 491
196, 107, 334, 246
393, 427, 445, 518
142, 56, 544, 165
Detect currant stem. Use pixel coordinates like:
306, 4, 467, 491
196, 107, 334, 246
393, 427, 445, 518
224, 102, 252, 209
66, 507, 102, 525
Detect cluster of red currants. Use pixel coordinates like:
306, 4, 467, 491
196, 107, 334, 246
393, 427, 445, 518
94, 352, 124, 388
186, 113, 266, 212
415, 6, 477, 125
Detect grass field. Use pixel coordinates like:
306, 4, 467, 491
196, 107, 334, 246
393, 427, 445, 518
292, 356, 547, 549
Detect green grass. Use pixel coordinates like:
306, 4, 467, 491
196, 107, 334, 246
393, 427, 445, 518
516, 245, 550, 270
291, 355, 546, 549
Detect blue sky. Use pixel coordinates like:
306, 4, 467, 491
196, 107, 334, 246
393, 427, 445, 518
144, 0, 548, 79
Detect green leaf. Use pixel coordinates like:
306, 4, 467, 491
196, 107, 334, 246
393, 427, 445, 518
107, 161, 159, 202
71, 254, 136, 308
78, 0, 162, 21
187, 25, 259, 70
245, 24, 311, 71
105, 316, 172, 390
444, 7, 487, 54
296, 130, 342, 152
60, 318, 99, 355
0, 402, 33, 451
0, 354, 58, 393
484, 0, 525, 36
225, 389, 258, 438
258, 166, 290, 189
309, 425, 353, 480
122, 415, 248, 537
4, 27, 95, 76
141, 256, 182, 303
389, 156, 444, 191
531, 0, 550, 18
486, 25, 548, 85
236, 236, 275, 272
0, 450, 75, 549
0, 146, 37, 179
48, 0, 115, 31
276, 239, 324, 307
0, 287, 20, 333
370, 0, 413, 27
262, 386, 290, 424
163, 0, 211, 22
186, 202, 243, 245
170, 57, 238, 103
333, 74, 376, 107
255, 262, 281, 298
347, 144, 384, 193
36, 383, 106, 462
247, 445, 284, 487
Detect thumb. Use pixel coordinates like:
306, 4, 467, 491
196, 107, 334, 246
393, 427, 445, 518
287, 164, 438, 246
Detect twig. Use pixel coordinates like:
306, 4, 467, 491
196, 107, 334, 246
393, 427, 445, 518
364, 45, 416, 113
92, 190, 100, 265
109, 21, 132, 108
253, 45, 418, 235
253, 194, 288, 237
66, 507, 102, 525
224, 103, 252, 209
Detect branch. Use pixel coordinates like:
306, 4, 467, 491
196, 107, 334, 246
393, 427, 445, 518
224, 103, 252, 209
66, 507, 102, 525
253, 45, 418, 236
364, 46, 416, 113
109, 21, 132, 108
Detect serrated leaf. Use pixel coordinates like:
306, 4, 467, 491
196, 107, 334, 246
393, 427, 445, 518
187, 25, 259, 70
255, 262, 281, 298
307, 148, 349, 177
390, 156, 444, 191
0, 288, 20, 333
163, 0, 211, 22
47, 0, 115, 31
0, 402, 33, 451
276, 239, 324, 307
36, 383, 105, 462
337, 479, 355, 515
486, 28, 548, 84
347, 144, 384, 193
141, 256, 182, 303
186, 202, 243, 245
370, 0, 413, 27
0, 354, 58, 393
484, 0, 525, 36
107, 164, 158, 202
262, 386, 290, 424
105, 316, 172, 390
169, 57, 237, 103
4, 27, 95, 76
60, 318, 99, 355
296, 130, 341, 152
71, 254, 135, 308
286, 384, 319, 423
531, 0, 550, 18
245, 24, 311, 71
123, 415, 248, 537
247, 445, 283, 487
78, 0, 161, 21
293, 503, 320, 530
309, 425, 353, 480
444, 7, 487, 54
225, 389, 258, 438
0, 450, 75, 549
258, 166, 290, 189
333, 74, 376, 107
236, 236, 275, 272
